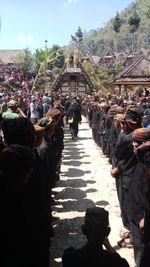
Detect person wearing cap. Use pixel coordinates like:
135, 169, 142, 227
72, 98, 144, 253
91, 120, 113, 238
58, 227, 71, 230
2, 100, 19, 119
62, 207, 129, 267
2, 99, 26, 119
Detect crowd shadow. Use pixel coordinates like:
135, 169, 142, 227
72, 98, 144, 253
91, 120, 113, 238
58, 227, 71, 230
62, 168, 91, 178
95, 200, 109, 206
50, 127, 106, 267
63, 161, 91, 167
50, 216, 87, 267
53, 198, 96, 213
56, 178, 88, 188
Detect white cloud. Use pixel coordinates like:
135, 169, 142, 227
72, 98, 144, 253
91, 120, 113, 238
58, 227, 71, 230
18, 34, 33, 44
64, 0, 78, 7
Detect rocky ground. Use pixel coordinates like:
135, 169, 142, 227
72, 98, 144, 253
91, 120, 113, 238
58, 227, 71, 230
50, 118, 135, 267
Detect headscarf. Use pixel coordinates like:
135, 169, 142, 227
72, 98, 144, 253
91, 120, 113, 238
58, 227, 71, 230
135, 141, 150, 167
132, 128, 150, 143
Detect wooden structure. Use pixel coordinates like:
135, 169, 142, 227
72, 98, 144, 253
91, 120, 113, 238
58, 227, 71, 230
52, 54, 94, 96
109, 55, 150, 93
99, 50, 116, 68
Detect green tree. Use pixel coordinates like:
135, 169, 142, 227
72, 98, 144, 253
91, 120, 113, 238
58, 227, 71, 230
128, 10, 140, 51
48, 44, 65, 69
71, 26, 84, 51
34, 49, 46, 71
113, 12, 122, 52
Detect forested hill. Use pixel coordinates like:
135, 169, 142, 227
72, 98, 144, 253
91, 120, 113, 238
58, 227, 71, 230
78, 0, 150, 55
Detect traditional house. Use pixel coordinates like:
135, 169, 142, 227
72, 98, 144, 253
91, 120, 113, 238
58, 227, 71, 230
122, 49, 145, 67
109, 55, 150, 93
99, 50, 116, 68
52, 54, 94, 96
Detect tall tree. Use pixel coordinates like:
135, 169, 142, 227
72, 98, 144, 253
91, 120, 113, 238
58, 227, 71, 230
34, 49, 46, 71
71, 26, 84, 51
128, 10, 140, 51
113, 12, 122, 52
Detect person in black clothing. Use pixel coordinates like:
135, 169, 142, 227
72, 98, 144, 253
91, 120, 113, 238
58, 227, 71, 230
62, 207, 129, 267
90, 102, 98, 142
114, 107, 145, 267
67, 99, 82, 141
99, 104, 110, 155
106, 107, 117, 161
1, 118, 50, 267
135, 140, 150, 267
0, 145, 35, 267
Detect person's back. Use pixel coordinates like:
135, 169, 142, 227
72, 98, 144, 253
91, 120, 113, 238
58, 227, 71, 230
63, 244, 129, 267
62, 207, 129, 267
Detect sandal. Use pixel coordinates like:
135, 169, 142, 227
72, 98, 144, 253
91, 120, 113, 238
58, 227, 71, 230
117, 238, 133, 248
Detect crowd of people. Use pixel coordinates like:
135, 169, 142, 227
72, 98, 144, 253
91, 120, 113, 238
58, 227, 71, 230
0, 81, 150, 267
0, 88, 67, 266
0, 64, 35, 90
81, 91, 150, 267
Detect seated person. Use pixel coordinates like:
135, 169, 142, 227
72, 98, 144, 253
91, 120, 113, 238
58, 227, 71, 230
62, 207, 129, 267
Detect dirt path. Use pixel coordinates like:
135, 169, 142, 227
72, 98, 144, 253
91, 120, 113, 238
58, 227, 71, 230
50, 119, 135, 267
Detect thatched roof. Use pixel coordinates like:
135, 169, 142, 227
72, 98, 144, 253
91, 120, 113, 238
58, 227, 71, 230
110, 56, 150, 86
0, 50, 24, 64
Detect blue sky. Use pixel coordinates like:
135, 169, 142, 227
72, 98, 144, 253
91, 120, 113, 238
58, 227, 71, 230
0, 0, 134, 51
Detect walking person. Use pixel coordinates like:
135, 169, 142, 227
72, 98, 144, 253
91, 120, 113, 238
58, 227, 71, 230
67, 98, 82, 141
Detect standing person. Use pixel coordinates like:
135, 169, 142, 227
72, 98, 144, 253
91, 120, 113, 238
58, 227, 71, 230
115, 107, 143, 253
123, 128, 150, 267
136, 141, 150, 267
90, 102, 98, 142
0, 145, 35, 267
1, 117, 50, 267
67, 98, 81, 141
62, 207, 129, 267
29, 96, 40, 123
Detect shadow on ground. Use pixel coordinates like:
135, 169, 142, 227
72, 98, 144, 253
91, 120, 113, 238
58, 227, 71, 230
50, 129, 105, 267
